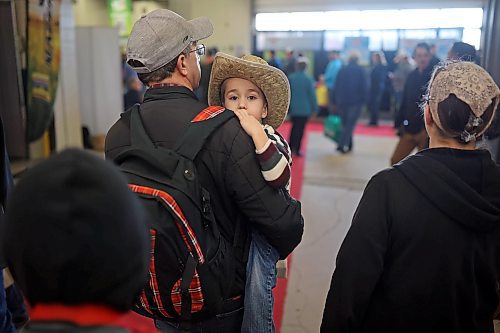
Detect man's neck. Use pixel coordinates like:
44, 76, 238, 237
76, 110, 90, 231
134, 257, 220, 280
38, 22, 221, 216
151, 78, 193, 91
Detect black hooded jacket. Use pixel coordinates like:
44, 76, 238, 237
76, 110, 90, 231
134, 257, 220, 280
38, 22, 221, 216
321, 148, 500, 333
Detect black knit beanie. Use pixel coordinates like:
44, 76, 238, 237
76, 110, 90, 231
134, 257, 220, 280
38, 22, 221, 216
3, 149, 149, 311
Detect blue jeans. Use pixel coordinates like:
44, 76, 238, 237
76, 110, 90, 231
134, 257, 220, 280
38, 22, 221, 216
155, 306, 244, 332
338, 105, 363, 151
241, 231, 279, 333
0, 273, 15, 333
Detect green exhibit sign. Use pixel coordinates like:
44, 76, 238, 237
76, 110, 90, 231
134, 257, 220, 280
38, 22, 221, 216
107, 0, 132, 37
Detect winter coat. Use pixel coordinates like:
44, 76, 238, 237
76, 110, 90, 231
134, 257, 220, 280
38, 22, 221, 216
394, 65, 433, 134
105, 86, 304, 300
324, 59, 343, 90
321, 148, 500, 333
334, 63, 368, 109
288, 70, 318, 117
369, 64, 387, 95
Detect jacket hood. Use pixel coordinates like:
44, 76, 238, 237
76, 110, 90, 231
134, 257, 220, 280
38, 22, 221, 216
394, 149, 500, 232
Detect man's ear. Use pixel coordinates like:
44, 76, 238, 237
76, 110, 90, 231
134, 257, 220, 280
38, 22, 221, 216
177, 54, 188, 76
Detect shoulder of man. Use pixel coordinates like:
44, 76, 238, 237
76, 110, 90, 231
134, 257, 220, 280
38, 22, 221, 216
202, 109, 255, 160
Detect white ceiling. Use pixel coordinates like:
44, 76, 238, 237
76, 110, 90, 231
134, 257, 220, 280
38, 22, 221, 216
255, 0, 487, 12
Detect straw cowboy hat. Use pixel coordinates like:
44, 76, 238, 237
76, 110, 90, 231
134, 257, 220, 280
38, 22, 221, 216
208, 52, 290, 129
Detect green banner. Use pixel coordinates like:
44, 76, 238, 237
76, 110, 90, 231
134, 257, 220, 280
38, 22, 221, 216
108, 0, 133, 37
27, 0, 61, 142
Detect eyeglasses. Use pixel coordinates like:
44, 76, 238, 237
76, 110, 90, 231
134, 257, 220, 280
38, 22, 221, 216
190, 44, 205, 57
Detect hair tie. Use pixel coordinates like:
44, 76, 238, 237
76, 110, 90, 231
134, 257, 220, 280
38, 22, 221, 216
460, 130, 474, 143
470, 117, 483, 128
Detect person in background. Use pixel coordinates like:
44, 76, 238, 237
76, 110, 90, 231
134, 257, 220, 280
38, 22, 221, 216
288, 57, 317, 156
0, 114, 15, 333
267, 50, 283, 70
334, 52, 368, 153
448, 41, 479, 64
321, 61, 500, 333
0, 114, 28, 332
283, 48, 297, 77
3, 149, 150, 333
196, 46, 218, 104
324, 51, 343, 115
429, 43, 441, 69
368, 52, 388, 126
122, 52, 138, 86
0, 275, 14, 333
123, 77, 144, 110
391, 42, 433, 165
390, 53, 414, 111
316, 74, 329, 118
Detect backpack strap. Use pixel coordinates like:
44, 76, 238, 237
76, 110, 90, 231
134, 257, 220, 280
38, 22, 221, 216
174, 106, 235, 160
179, 253, 197, 327
114, 105, 178, 179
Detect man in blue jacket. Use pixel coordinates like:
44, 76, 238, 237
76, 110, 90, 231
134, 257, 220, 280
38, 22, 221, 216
334, 52, 368, 153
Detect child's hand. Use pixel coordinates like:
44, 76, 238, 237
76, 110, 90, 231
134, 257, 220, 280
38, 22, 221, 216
233, 109, 264, 138
233, 109, 269, 151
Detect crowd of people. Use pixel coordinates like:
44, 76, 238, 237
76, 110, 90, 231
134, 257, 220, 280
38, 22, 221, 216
0, 7, 499, 333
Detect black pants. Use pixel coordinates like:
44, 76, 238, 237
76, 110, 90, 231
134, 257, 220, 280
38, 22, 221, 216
289, 116, 309, 154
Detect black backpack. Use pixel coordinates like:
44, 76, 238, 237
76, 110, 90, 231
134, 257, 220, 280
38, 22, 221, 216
113, 105, 237, 326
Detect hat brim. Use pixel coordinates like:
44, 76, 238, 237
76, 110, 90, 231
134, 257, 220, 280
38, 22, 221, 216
208, 53, 290, 129
189, 17, 213, 41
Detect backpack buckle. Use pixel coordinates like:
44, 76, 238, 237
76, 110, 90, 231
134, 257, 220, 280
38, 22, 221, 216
202, 196, 210, 214
201, 189, 211, 214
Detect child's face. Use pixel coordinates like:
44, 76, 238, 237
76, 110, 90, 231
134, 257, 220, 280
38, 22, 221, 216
222, 78, 268, 122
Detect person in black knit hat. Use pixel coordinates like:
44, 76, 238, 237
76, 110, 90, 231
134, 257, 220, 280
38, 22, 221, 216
2, 149, 150, 333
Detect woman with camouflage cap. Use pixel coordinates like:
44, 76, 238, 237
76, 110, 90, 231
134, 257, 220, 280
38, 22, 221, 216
321, 61, 500, 333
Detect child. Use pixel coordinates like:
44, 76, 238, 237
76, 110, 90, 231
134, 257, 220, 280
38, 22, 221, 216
208, 53, 293, 333
316, 74, 329, 118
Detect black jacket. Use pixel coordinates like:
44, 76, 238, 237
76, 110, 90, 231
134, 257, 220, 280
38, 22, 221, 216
105, 86, 304, 298
334, 63, 368, 108
321, 148, 500, 333
394, 66, 433, 134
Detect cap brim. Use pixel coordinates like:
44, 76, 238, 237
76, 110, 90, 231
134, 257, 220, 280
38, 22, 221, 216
189, 17, 213, 41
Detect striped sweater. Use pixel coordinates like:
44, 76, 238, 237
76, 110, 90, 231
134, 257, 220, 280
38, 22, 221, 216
256, 125, 292, 191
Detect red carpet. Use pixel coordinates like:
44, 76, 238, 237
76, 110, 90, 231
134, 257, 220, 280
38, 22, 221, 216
272, 121, 307, 333
116, 312, 158, 333
295, 119, 395, 137
354, 123, 395, 137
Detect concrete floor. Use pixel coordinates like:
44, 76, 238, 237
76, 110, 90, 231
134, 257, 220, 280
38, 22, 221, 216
281, 131, 399, 333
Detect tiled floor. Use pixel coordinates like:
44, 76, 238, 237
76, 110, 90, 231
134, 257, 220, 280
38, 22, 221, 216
281, 132, 398, 332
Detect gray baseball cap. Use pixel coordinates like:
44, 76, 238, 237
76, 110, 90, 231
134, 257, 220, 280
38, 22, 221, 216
127, 9, 213, 74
